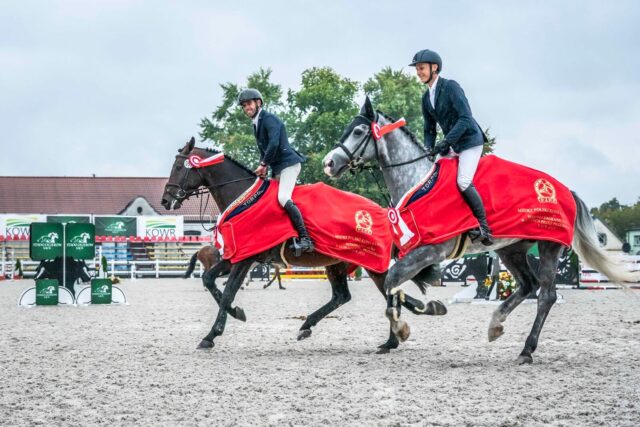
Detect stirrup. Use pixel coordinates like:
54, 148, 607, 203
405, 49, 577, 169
468, 228, 494, 246
289, 237, 314, 257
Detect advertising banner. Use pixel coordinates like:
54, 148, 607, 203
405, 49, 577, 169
36, 279, 59, 305
47, 215, 91, 224
95, 216, 137, 237
91, 279, 112, 304
1, 214, 46, 238
30, 223, 64, 260
65, 223, 95, 259
137, 216, 183, 239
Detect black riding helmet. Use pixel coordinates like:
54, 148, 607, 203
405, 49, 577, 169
237, 88, 263, 105
409, 49, 442, 72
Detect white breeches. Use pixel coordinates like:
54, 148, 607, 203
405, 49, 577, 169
275, 163, 301, 207
439, 145, 483, 191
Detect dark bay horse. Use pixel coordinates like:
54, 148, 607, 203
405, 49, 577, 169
184, 245, 285, 289
323, 97, 638, 363
161, 138, 445, 350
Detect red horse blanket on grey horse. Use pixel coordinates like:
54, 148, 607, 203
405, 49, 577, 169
214, 179, 393, 273
388, 155, 577, 256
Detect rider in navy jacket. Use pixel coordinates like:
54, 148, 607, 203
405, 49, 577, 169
422, 78, 487, 154
255, 110, 306, 177
411, 49, 494, 245
238, 88, 314, 255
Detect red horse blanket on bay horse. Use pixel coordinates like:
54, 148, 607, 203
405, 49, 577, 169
214, 179, 393, 273
388, 155, 577, 256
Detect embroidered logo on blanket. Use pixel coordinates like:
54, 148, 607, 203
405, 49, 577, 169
355, 210, 373, 235
534, 179, 557, 204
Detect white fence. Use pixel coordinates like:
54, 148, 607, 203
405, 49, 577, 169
1, 259, 205, 280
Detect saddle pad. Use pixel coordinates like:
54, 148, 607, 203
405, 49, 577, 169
214, 179, 393, 273
389, 155, 577, 257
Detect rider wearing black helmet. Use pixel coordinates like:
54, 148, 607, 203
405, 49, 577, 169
237, 88, 314, 255
410, 49, 494, 245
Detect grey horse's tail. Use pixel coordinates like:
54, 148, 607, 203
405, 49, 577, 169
183, 251, 199, 279
571, 192, 639, 284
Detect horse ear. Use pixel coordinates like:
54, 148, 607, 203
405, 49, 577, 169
360, 96, 375, 120
181, 137, 195, 154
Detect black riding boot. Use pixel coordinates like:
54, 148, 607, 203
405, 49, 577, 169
283, 200, 315, 256
461, 184, 494, 246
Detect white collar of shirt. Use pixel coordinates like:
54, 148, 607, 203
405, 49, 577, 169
252, 108, 262, 127
429, 75, 439, 107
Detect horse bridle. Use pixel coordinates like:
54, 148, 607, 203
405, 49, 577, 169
165, 153, 255, 201
333, 113, 431, 173
164, 154, 206, 200
165, 151, 257, 231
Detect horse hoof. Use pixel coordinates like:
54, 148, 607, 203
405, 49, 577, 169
279, 287, 286, 290
517, 354, 533, 365
425, 300, 447, 316
297, 329, 312, 341
196, 340, 214, 350
392, 320, 411, 342
234, 307, 247, 322
377, 341, 398, 351
488, 325, 504, 342
376, 347, 391, 355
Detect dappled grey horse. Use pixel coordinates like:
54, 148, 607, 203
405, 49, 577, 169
323, 97, 637, 363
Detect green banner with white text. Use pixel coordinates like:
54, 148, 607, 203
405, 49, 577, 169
30, 223, 64, 260
36, 279, 59, 305
65, 223, 95, 259
95, 216, 137, 237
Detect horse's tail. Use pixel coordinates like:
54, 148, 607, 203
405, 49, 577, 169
571, 192, 639, 285
184, 251, 199, 279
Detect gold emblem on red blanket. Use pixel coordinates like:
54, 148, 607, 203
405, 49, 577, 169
355, 210, 373, 234
534, 179, 557, 204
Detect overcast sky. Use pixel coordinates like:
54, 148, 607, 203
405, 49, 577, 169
1, 1, 639, 207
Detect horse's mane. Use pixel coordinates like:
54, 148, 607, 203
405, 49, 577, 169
377, 111, 427, 152
195, 147, 256, 176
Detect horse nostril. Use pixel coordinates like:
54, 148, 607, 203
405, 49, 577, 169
326, 159, 334, 168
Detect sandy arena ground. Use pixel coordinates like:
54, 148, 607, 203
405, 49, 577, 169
0, 277, 638, 426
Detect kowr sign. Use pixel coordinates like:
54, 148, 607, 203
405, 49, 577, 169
137, 216, 183, 239
1, 214, 46, 238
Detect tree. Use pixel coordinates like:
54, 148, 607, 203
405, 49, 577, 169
363, 67, 424, 136
199, 68, 284, 166
364, 67, 496, 155
590, 197, 640, 238
482, 129, 496, 156
290, 67, 398, 205
198, 66, 498, 207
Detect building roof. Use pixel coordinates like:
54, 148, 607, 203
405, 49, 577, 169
0, 176, 219, 218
